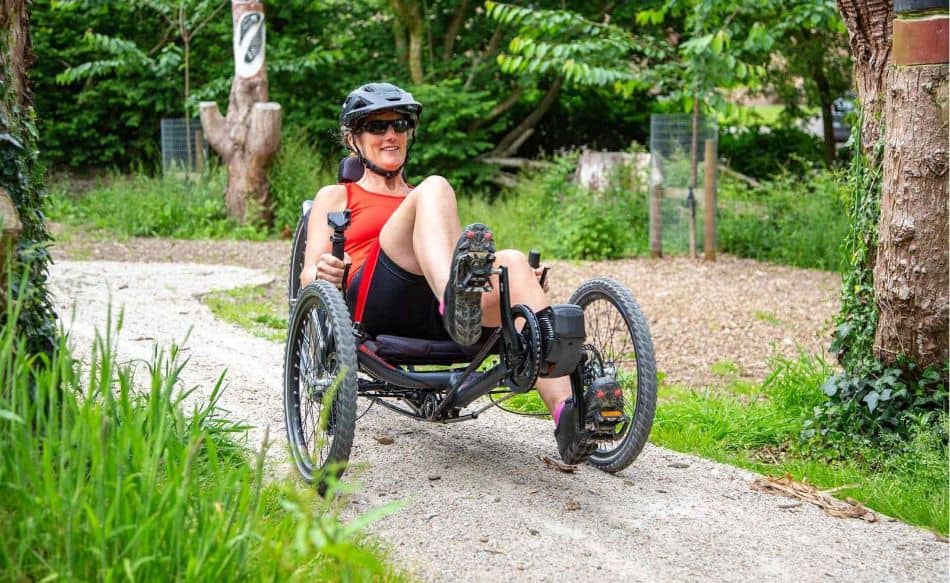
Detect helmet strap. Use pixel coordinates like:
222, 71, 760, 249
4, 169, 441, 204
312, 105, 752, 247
352, 139, 414, 180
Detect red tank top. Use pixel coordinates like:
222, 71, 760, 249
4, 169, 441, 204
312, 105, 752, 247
344, 181, 406, 275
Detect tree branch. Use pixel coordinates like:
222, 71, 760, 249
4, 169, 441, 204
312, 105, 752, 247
464, 25, 503, 91
491, 77, 563, 157
468, 86, 523, 133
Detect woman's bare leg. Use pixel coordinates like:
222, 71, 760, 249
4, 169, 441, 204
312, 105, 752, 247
378, 175, 459, 296
483, 249, 572, 413
379, 178, 572, 413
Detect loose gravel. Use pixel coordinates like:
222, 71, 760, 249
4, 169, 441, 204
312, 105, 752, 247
47, 237, 948, 581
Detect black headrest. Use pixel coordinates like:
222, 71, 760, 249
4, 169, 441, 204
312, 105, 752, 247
338, 157, 365, 183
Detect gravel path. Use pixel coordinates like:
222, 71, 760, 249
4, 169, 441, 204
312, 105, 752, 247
47, 249, 947, 582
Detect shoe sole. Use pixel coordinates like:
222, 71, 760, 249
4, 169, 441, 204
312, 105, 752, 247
445, 223, 495, 346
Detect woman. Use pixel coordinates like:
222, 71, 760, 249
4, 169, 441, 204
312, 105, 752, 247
300, 82, 612, 463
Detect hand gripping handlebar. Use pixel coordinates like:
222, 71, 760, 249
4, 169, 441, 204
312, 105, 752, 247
328, 210, 351, 290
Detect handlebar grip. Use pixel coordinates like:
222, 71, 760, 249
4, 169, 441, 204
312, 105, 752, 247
528, 250, 541, 269
331, 236, 345, 261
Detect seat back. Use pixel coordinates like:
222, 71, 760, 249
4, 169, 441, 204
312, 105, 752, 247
338, 156, 364, 183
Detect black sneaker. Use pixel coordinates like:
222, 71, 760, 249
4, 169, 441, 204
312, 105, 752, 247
443, 223, 495, 346
554, 398, 598, 464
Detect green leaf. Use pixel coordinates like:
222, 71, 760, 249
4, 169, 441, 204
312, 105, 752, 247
0, 409, 24, 424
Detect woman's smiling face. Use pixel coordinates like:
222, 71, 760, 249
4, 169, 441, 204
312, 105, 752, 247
353, 110, 411, 172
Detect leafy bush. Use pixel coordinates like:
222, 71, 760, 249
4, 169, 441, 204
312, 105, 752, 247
460, 152, 649, 260
802, 359, 949, 457
719, 125, 825, 179
269, 129, 334, 236
717, 170, 848, 271
404, 80, 497, 190
46, 169, 269, 240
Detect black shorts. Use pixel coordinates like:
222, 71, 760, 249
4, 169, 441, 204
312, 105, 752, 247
346, 247, 450, 340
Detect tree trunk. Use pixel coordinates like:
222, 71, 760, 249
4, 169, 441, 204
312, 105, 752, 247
390, 0, 424, 83
872, 32, 949, 366
442, 0, 468, 60
836, 0, 893, 159
200, 0, 281, 226
1, 0, 56, 354
814, 68, 837, 167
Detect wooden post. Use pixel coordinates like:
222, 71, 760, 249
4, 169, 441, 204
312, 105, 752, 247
200, 0, 282, 226
194, 130, 205, 172
703, 138, 716, 261
650, 183, 663, 258
687, 97, 699, 258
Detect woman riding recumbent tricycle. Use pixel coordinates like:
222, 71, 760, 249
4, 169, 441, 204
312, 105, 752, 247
282, 82, 657, 493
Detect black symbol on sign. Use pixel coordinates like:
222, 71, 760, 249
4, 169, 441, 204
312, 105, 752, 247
240, 13, 263, 65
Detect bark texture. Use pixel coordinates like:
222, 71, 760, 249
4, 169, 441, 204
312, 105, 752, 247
1, 0, 56, 353
200, 1, 281, 226
873, 65, 949, 366
836, 0, 893, 157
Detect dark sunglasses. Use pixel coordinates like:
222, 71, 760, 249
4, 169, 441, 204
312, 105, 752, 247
358, 118, 414, 135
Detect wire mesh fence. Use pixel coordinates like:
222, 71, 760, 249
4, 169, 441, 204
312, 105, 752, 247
649, 113, 718, 256
160, 118, 209, 176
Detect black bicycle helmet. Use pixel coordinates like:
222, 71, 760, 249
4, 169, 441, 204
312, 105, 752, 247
340, 82, 422, 128
340, 82, 422, 179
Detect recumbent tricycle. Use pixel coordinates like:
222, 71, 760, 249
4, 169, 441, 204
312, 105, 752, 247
282, 172, 658, 493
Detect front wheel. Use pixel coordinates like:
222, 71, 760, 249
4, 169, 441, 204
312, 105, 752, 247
569, 277, 657, 473
283, 280, 358, 493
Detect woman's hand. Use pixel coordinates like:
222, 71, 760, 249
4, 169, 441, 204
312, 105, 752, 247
316, 252, 352, 287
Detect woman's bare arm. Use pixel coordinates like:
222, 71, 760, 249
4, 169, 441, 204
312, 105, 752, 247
300, 184, 348, 287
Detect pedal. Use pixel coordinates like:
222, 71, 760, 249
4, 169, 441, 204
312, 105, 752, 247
456, 252, 495, 293
584, 378, 627, 440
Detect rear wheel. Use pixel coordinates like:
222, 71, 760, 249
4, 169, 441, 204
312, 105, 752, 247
568, 277, 657, 473
283, 280, 357, 493
287, 211, 310, 307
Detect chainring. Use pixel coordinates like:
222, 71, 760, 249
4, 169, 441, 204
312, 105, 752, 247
505, 304, 542, 393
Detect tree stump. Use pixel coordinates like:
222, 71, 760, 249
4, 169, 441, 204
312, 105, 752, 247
200, 0, 281, 226
872, 8, 949, 367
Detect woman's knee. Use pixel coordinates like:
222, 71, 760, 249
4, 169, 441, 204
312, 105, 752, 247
495, 249, 529, 273
413, 175, 456, 200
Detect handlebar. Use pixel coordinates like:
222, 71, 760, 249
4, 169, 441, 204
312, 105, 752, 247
328, 210, 351, 261
327, 210, 351, 290
528, 249, 548, 289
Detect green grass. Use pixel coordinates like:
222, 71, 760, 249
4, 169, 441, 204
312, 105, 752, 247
710, 360, 742, 377
652, 353, 949, 535
0, 304, 406, 581
753, 310, 782, 326
204, 283, 288, 343
46, 128, 334, 241
47, 170, 271, 240
49, 145, 846, 272
718, 171, 849, 272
